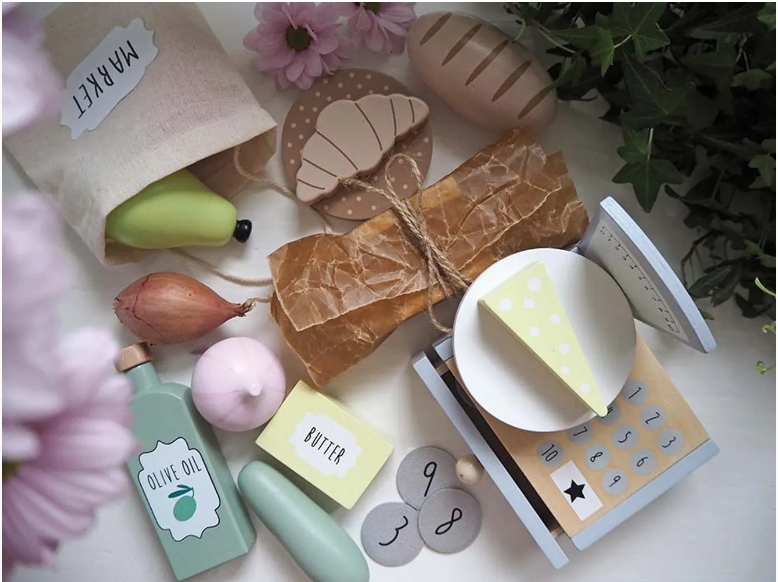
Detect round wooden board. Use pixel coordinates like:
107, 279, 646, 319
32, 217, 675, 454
282, 68, 433, 221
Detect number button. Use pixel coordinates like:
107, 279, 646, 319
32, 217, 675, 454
566, 421, 593, 445
640, 404, 666, 431
658, 428, 684, 455
536, 440, 564, 468
597, 401, 620, 426
621, 379, 649, 405
602, 468, 628, 495
612, 424, 639, 451
584, 444, 610, 470
630, 449, 656, 476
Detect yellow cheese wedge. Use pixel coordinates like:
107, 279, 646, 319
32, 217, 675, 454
479, 261, 608, 416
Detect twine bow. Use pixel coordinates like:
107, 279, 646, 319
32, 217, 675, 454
344, 154, 470, 333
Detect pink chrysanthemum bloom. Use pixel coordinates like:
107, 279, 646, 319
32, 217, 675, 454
2, 195, 136, 577
2, 2, 61, 136
244, 2, 351, 90
345, 3, 416, 55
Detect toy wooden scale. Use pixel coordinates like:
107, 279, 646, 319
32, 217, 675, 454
413, 197, 719, 568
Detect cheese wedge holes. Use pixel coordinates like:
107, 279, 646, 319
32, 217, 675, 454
479, 262, 608, 417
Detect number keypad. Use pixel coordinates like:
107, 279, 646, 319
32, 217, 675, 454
548, 377, 689, 511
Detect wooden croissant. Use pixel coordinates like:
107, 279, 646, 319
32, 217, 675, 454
295, 94, 430, 204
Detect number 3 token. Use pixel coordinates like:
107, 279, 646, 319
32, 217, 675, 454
361, 503, 423, 566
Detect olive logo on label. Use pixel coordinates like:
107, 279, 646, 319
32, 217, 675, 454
137, 438, 220, 541
168, 484, 197, 522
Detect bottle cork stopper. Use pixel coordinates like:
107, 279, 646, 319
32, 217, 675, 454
115, 342, 153, 372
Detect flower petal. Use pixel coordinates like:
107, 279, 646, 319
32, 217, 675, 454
365, 24, 387, 52
379, 3, 417, 23
38, 419, 137, 471
1, 424, 40, 460
304, 50, 324, 77
314, 34, 339, 55
354, 9, 374, 32
285, 52, 306, 82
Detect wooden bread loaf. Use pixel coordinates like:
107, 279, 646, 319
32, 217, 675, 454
407, 12, 557, 134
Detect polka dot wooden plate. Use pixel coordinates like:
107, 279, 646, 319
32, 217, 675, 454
282, 69, 433, 221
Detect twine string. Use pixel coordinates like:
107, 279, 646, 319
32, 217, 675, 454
343, 153, 469, 333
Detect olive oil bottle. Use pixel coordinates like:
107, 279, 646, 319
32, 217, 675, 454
116, 343, 255, 581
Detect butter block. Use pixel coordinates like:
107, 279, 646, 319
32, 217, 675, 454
256, 381, 393, 509
479, 262, 607, 416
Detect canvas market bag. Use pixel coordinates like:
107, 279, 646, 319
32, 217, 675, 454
5, 2, 277, 265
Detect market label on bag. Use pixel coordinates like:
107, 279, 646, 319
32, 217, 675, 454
61, 17, 158, 139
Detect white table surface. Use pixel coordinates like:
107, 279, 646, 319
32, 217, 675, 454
5, 3, 776, 582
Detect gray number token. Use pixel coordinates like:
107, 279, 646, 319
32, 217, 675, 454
418, 488, 482, 554
658, 428, 684, 455
536, 440, 564, 468
397, 447, 459, 509
621, 379, 649, 405
602, 469, 628, 495
567, 422, 593, 445
630, 449, 656, 475
612, 424, 639, 450
584, 444, 610, 470
640, 405, 666, 431
597, 400, 621, 425
361, 503, 423, 566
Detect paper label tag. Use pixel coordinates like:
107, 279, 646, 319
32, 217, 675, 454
61, 18, 158, 139
289, 413, 363, 478
550, 460, 602, 521
137, 438, 221, 542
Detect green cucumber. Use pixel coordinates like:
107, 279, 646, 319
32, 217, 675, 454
238, 462, 369, 582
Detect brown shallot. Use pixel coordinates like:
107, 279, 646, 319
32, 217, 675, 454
114, 272, 261, 344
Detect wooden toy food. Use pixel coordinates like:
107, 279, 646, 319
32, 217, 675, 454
114, 272, 258, 345
116, 343, 255, 581
255, 381, 393, 509
238, 461, 369, 582
282, 69, 433, 221
105, 169, 252, 249
296, 94, 430, 204
191, 337, 286, 432
407, 12, 557, 134
479, 261, 608, 416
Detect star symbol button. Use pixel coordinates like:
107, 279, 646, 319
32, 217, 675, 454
564, 479, 586, 503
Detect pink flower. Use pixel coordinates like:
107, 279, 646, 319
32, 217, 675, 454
244, 2, 351, 90
345, 3, 416, 55
2, 195, 136, 576
2, 2, 61, 136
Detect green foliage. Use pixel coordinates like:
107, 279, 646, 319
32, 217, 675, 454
506, 2, 776, 330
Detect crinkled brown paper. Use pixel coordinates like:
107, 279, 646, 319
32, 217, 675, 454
269, 129, 589, 387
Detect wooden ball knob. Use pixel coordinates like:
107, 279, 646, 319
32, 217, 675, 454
456, 454, 484, 485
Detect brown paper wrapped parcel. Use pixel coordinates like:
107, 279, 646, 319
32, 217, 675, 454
269, 129, 589, 387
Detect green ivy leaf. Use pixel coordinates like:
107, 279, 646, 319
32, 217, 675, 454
613, 157, 684, 211
590, 27, 616, 75
699, 309, 715, 321
554, 26, 615, 75
549, 57, 588, 89
758, 2, 776, 29
763, 139, 776, 154
610, 2, 670, 55
749, 154, 776, 187
554, 25, 603, 49
691, 3, 764, 35
617, 126, 652, 163
711, 262, 743, 306
683, 47, 738, 88
688, 264, 737, 298
731, 69, 773, 90
621, 53, 690, 128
